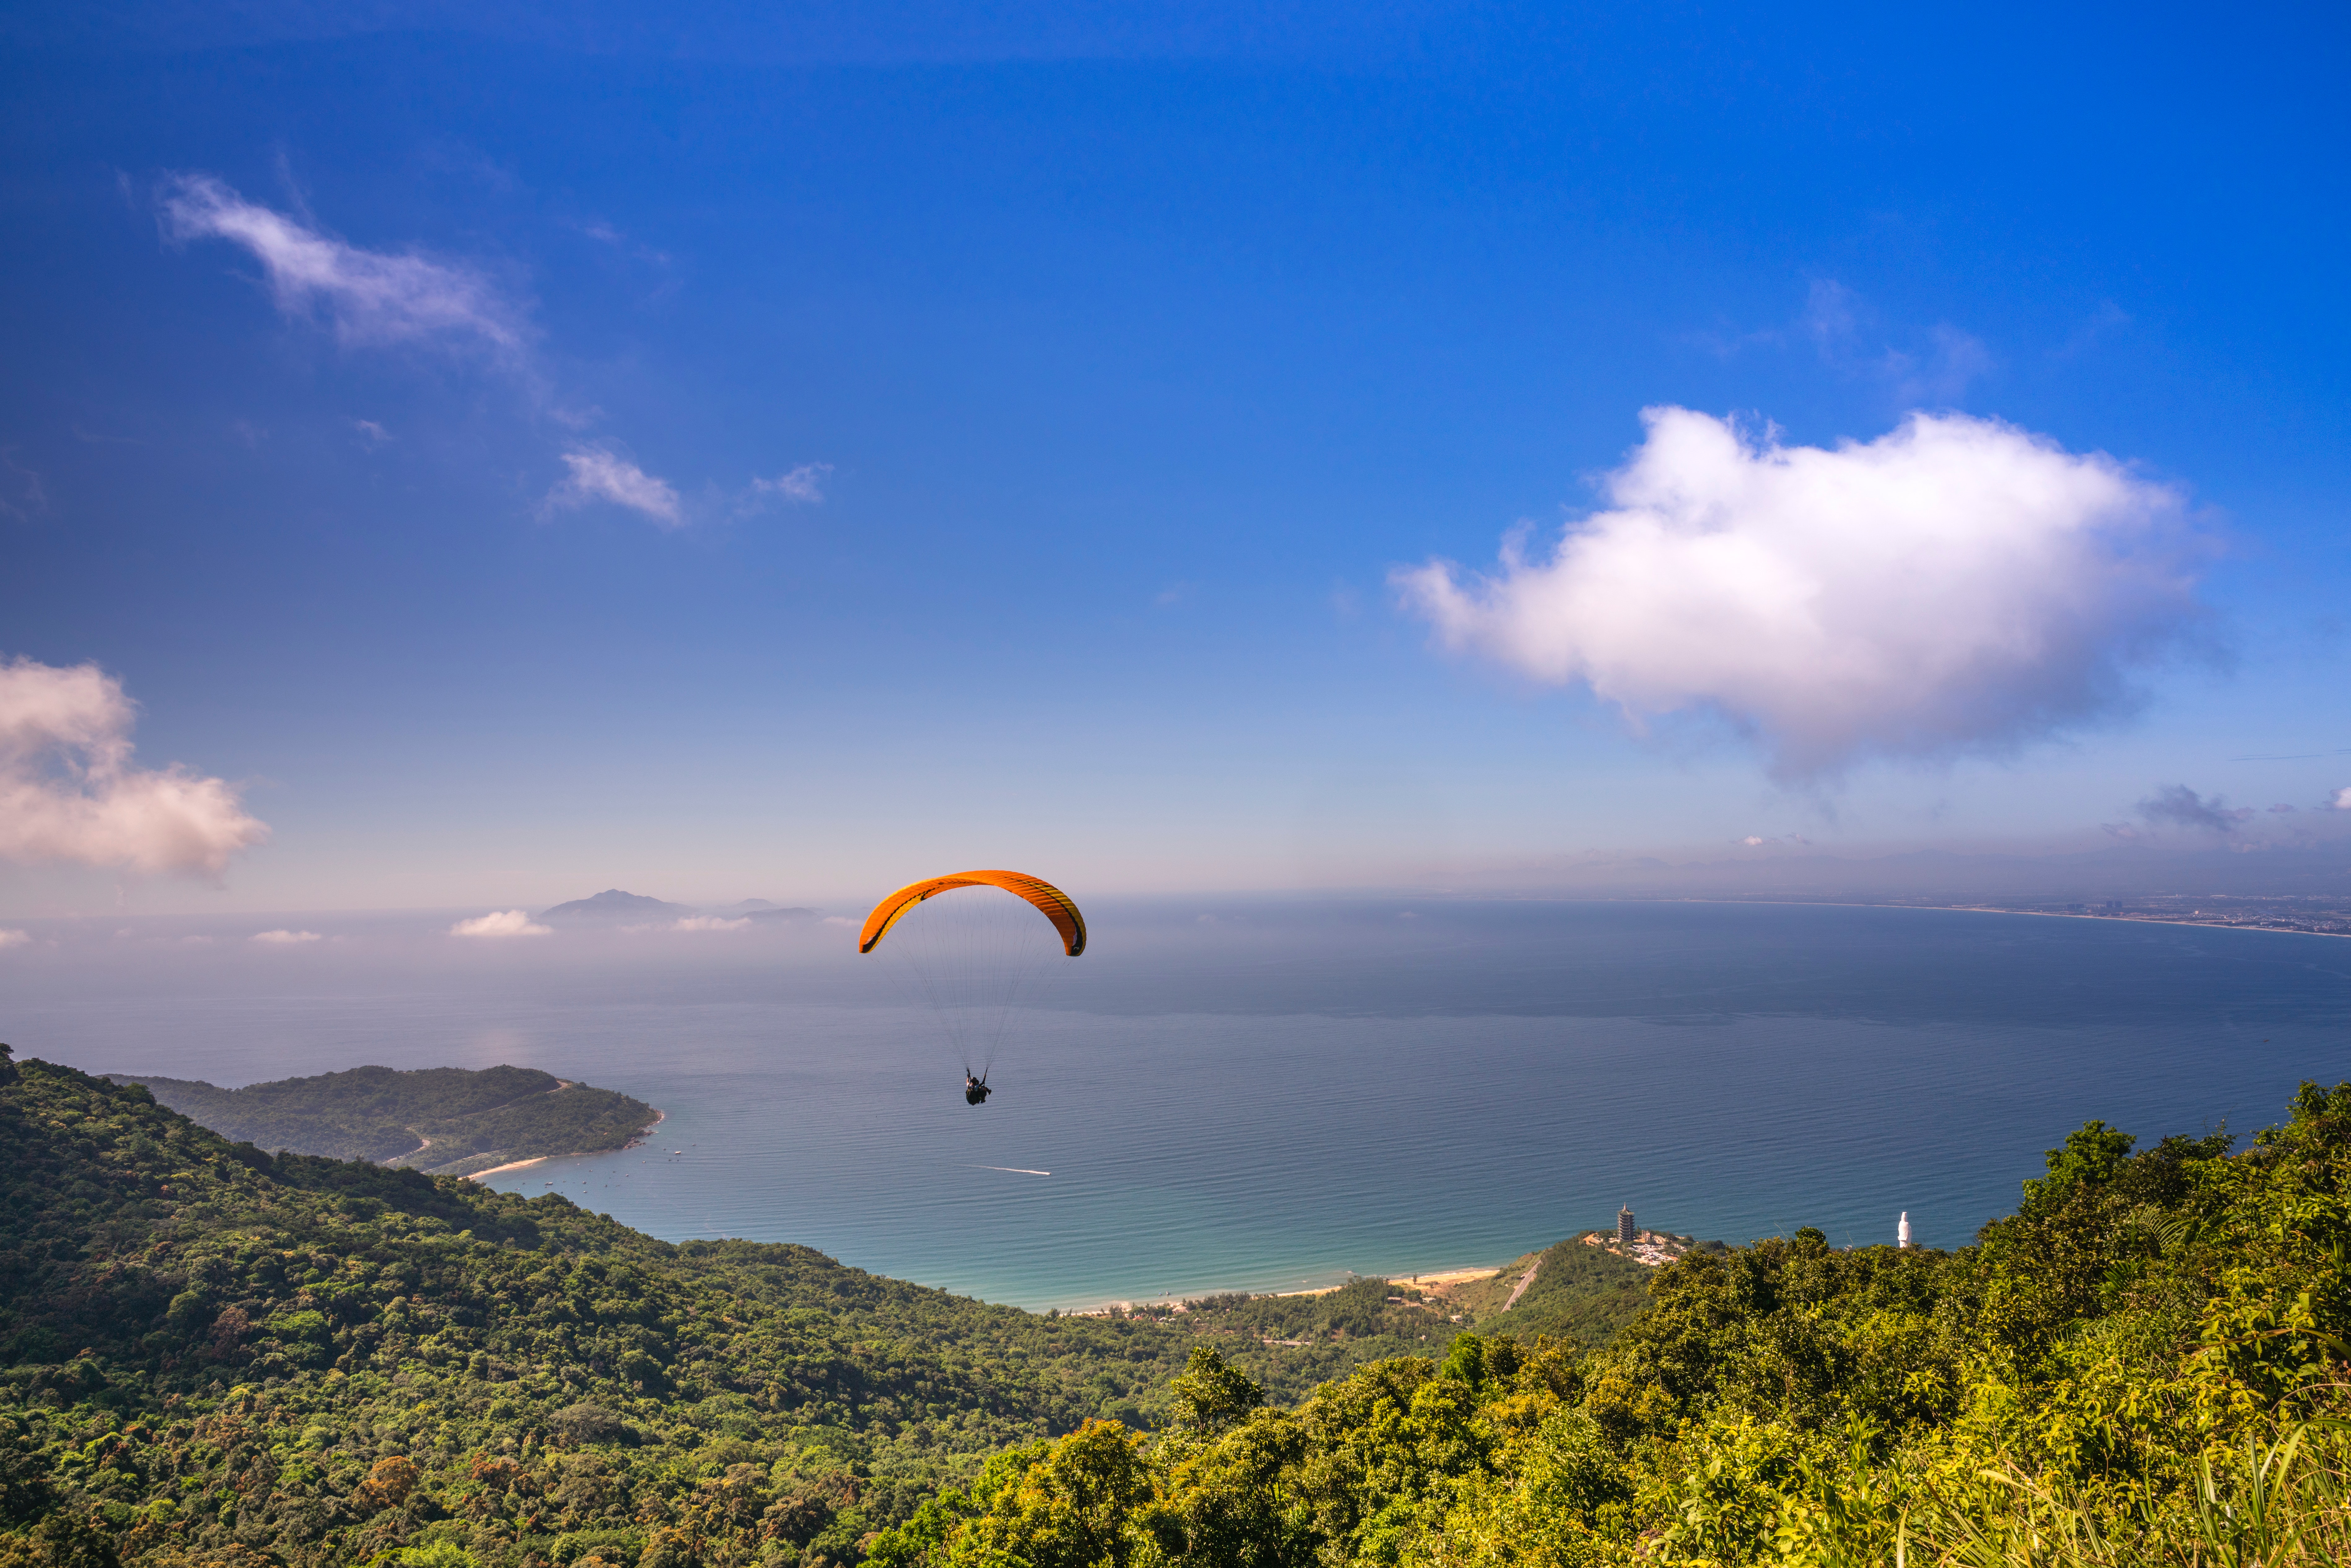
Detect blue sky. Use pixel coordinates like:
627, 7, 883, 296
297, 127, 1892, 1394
1, 0, 2346, 914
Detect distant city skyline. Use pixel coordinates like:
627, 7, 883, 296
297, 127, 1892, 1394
2, 1, 2346, 916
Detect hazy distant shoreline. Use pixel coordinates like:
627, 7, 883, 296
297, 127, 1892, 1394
1657, 895, 2351, 941
1927, 904, 2351, 939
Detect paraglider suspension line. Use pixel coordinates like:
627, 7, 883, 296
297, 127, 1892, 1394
885, 885, 1056, 1083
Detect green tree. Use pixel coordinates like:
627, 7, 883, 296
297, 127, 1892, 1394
953, 1422, 1163, 1568
1163, 1347, 1263, 1442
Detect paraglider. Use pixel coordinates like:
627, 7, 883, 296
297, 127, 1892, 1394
859, 870, 1086, 1105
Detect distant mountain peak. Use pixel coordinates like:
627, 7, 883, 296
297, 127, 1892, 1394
538, 889, 693, 922
534, 890, 823, 924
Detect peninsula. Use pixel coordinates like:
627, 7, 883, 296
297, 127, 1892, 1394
106, 1062, 658, 1178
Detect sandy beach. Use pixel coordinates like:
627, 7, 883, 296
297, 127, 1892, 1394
1276, 1264, 1503, 1298
465, 1106, 665, 1182
1065, 1260, 1511, 1315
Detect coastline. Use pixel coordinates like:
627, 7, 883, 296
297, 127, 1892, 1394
1069, 1259, 1509, 1316
465, 1106, 666, 1182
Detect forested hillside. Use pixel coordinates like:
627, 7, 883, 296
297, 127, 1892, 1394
1466, 1237, 1697, 1347
869, 1085, 2351, 1566
0, 1050, 1637, 1568
109, 1067, 657, 1178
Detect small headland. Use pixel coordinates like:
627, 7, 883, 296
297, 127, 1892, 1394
106, 1062, 660, 1178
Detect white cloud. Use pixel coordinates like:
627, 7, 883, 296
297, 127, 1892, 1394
0, 658, 270, 878
352, 419, 391, 446
159, 175, 524, 355
671, 915, 750, 932
450, 909, 552, 938
2330, 787, 2351, 812
250, 928, 322, 944
543, 446, 683, 528
821, 915, 856, 927
0, 929, 29, 950
1396, 408, 2201, 781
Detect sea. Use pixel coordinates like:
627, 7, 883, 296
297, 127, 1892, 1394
6, 898, 2347, 1312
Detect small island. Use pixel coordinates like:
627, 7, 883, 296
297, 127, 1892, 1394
105, 1063, 658, 1178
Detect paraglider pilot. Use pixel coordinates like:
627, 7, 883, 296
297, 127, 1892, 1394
964, 1072, 991, 1106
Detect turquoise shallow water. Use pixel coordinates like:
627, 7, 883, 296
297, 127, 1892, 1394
9, 899, 2348, 1309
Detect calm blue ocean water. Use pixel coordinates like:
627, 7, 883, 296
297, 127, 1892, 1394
7, 899, 2347, 1310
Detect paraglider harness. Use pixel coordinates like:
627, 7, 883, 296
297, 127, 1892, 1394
964, 1072, 992, 1106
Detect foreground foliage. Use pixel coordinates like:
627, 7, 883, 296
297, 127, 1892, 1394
866, 1082, 2351, 1566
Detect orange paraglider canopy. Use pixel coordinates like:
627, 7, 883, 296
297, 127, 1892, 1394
858, 870, 1087, 957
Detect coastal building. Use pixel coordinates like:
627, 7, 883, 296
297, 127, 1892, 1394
1618, 1205, 1636, 1245
1898, 1211, 1912, 1249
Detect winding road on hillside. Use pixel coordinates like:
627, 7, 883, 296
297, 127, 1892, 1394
1502, 1260, 1539, 1310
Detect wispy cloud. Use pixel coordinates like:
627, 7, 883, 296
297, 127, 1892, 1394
1887, 323, 1995, 407
1700, 280, 1995, 407
2052, 302, 2133, 361
0, 449, 48, 520
542, 446, 684, 528
544, 454, 830, 529
743, 463, 831, 507
2137, 784, 2253, 833
0, 658, 270, 879
1397, 408, 2203, 782
578, 218, 673, 274
250, 928, 322, 944
159, 174, 526, 356
671, 916, 749, 932
0, 930, 29, 950
1802, 281, 1994, 405
450, 910, 551, 938
729, 462, 833, 520
160, 175, 830, 535
2331, 787, 2351, 812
